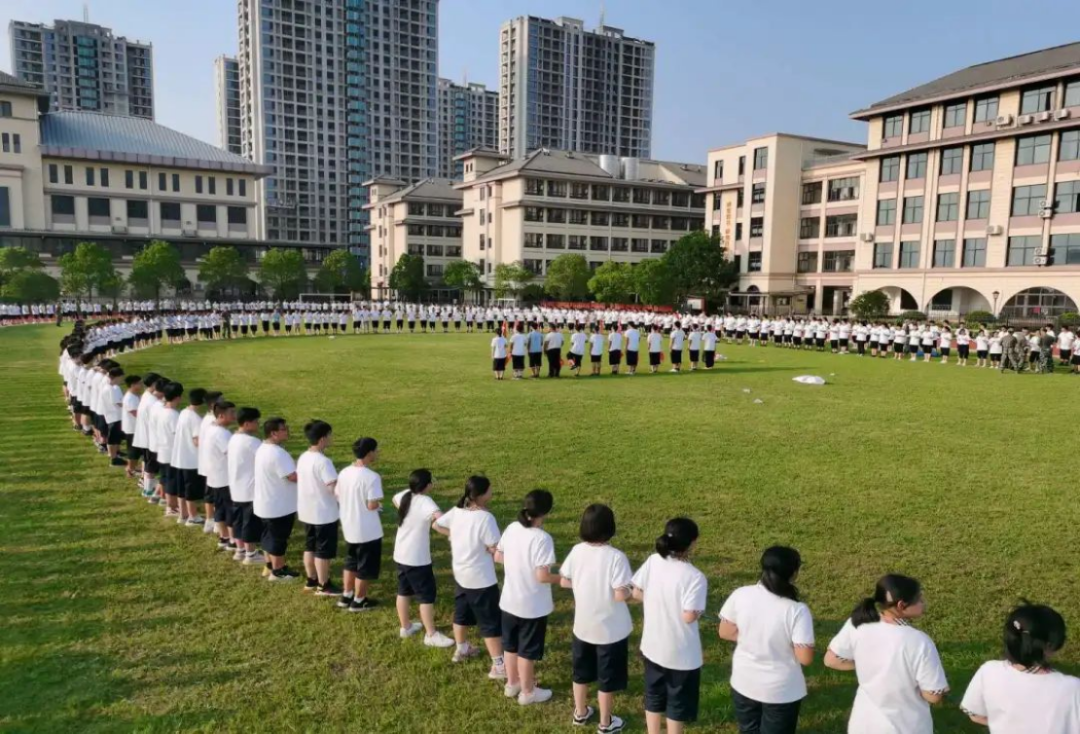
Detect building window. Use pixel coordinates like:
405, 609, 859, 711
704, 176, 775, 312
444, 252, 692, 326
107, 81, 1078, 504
208, 177, 216, 195
124, 170, 134, 189
478, 233, 485, 251
612, 187, 629, 203
962, 238, 987, 267
158, 172, 166, 191
1016, 134, 1052, 166
823, 250, 854, 272
0, 187, 9, 227
735, 222, 743, 241
1011, 184, 1047, 216
883, 114, 903, 138
138, 171, 147, 190
524, 178, 544, 196
1, 134, 9, 153
736, 188, 744, 208
1061, 130, 1080, 161
160, 202, 181, 221
906, 152, 927, 180
86, 197, 109, 219
932, 239, 956, 268
824, 213, 858, 238
631, 238, 648, 253
876, 199, 896, 226
227, 178, 235, 197
748, 252, 762, 272
195, 175, 203, 194
1020, 85, 1055, 115
569, 235, 586, 251
12, 135, 20, 154
173, 173, 180, 192
909, 108, 931, 134
569, 210, 588, 225
827, 176, 859, 202
879, 157, 899, 183
541, 234, 562, 250
1050, 233, 1080, 265
546, 180, 566, 197
48, 164, 58, 184
1007, 235, 1041, 266
570, 182, 589, 199
51, 194, 75, 216
799, 217, 820, 239
86, 167, 95, 186
973, 96, 999, 123
126, 200, 148, 221
239, 179, 246, 197
943, 102, 966, 128
752, 146, 768, 170
589, 236, 609, 252
902, 196, 924, 224
197, 204, 217, 224
749, 217, 764, 238
936, 193, 959, 222
940, 147, 963, 175
713, 160, 723, 182
524, 206, 544, 222
898, 241, 920, 268
873, 242, 893, 269
751, 183, 766, 204
523, 232, 543, 249
62, 165, 73, 185
592, 211, 610, 227
650, 240, 668, 254
1056, 181, 1080, 213
427, 263, 446, 278
0, 102, 11, 118
611, 238, 628, 252
101, 168, 109, 187
547, 208, 566, 224
966, 190, 991, 220
801, 181, 822, 205
797, 251, 818, 273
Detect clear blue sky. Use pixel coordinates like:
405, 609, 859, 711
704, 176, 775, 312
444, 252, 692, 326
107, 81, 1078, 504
3, 0, 1080, 162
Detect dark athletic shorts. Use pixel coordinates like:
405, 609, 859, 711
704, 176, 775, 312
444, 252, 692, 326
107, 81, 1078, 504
609, 349, 622, 366
343, 537, 382, 579
590, 353, 602, 364
181, 469, 206, 502
453, 583, 501, 638
107, 421, 124, 445
396, 562, 437, 604
492, 357, 507, 372
644, 656, 701, 723
145, 450, 160, 474
573, 635, 629, 692
528, 352, 542, 368
569, 353, 583, 368
977, 350, 988, 360
304, 521, 339, 560
260, 512, 295, 556
626, 350, 639, 367
502, 612, 548, 661
511, 355, 525, 370
689, 349, 699, 363
125, 433, 138, 457
670, 350, 682, 365
160, 464, 178, 496
649, 352, 661, 366
233, 501, 263, 543
210, 486, 231, 522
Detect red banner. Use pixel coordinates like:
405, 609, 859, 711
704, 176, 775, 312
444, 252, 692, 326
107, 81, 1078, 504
540, 300, 674, 313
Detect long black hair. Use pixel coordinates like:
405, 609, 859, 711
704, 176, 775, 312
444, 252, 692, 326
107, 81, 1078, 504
398, 468, 432, 525
457, 475, 490, 508
760, 546, 802, 601
852, 574, 922, 627
655, 517, 698, 559
1005, 602, 1067, 668
517, 489, 553, 527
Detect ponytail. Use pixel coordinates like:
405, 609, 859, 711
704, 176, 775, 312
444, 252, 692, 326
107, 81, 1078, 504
457, 475, 491, 509
852, 574, 922, 628
1005, 602, 1067, 668
759, 546, 802, 602
517, 488, 553, 527
851, 597, 881, 627
398, 468, 432, 526
655, 517, 698, 559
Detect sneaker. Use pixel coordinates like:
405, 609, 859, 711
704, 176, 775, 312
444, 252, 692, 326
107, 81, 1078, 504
336, 593, 355, 609
518, 687, 552, 705
573, 706, 595, 726
243, 551, 266, 565
316, 581, 342, 597
261, 564, 272, 578
176, 515, 187, 525
185, 516, 204, 526
504, 683, 522, 699
488, 662, 507, 681
598, 715, 625, 733
399, 622, 423, 639
110, 457, 126, 467
164, 508, 179, 518
303, 577, 319, 593
216, 538, 230, 551
268, 567, 299, 582
423, 631, 455, 648
232, 548, 246, 561
347, 597, 379, 613
203, 519, 216, 534
451, 643, 480, 663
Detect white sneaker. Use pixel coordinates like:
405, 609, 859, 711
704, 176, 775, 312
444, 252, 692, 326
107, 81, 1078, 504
202, 519, 215, 534
451, 643, 479, 663
185, 516, 204, 526
518, 687, 552, 705
232, 548, 246, 561
423, 631, 455, 648
243, 551, 266, 565
488, 662, 507, 680
598, 714, 626, 733
399, 622, 423, 639
504, 683, 522, 698
176, 515, 186, 525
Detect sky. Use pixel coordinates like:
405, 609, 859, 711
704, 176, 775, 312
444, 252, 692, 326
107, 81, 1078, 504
3, 0, 1080, 162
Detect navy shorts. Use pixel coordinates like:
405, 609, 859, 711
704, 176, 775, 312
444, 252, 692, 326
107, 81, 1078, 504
626, 350, 639, 367
343, 538, 382, 579
106, 421, 124, 445
160, 464, 178, 496
502, 612, 548, 661
572, 635, 629, 692
396, 563, 437, 604
609, 349, 622, 365
453, 583, 501, 638
233, 500, 263, 543
528, 352, 542, 368
181, 469, 205, 502
644, 656, 701, 723
670, 350, 682, 365
304, 521, 339, 560
260, 512, 296, 556
210, 485, 231, 522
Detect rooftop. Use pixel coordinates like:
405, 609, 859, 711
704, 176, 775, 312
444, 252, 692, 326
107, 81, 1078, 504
370, 178, 462, 205
459, 149, 705, 188
0, 69, 47, 97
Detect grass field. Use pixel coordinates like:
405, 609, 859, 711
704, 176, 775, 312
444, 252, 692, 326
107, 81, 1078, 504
3, 323, 1080, 733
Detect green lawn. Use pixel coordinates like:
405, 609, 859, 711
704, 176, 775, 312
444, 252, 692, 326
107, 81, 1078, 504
2, 324, 1079, 733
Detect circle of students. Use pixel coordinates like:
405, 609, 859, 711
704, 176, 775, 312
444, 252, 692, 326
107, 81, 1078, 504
55, 316, 1080, 734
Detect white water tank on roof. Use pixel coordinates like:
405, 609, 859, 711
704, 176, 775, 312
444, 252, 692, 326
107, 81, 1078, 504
621, 157, 639, 181
599, 154, 620, 178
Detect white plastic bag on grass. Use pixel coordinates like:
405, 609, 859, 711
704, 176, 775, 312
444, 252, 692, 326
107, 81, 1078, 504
792, 375, 826, 386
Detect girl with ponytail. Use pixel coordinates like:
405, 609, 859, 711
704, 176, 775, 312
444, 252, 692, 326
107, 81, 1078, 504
390, 469, 453, 649
825, 574, 949, 733
961, 603, 1080, 733
718, 547, 815, 734
630, 518, 707, 732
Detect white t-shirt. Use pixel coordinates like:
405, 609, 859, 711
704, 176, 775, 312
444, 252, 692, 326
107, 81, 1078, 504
435, 506, 501, 589
497, 522, 557, 620
491, 336, 508, 359
104, 384, 123, 424
335, 464, 384, 543
625, 328, 641, 351
589, 333, 604, 356
253, 442, 297, 519
121, 391, 140, 435
392, 490, 440, 567
719, 584, 815, 704
570, 331, 588, 355
560, 542, 633, 645
153, 405, 179, 464
509, 333, 527, 356
828, 619, 949, 734
296, 450, 339, 525
647, 332, 662, 353
961, 661, 1080, 734
202, 424, 231, 488
172, 408, 202, 470
631, 553, 708, 671
196, 413, 216, 477
227, 432, 261, 503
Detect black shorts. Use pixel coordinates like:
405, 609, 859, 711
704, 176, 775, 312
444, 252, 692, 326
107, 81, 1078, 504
233, 501, 263, 543
893, 343, 904, 353
125, 433, 137, 455
502, 612, 548, 661
958, 345, 970, 358
704, 350, 716, 368
260, 512, 296, 556
94, 413, 108, 434
839, 338, 849, 348
210, 486, 231, 522
670, 350, 682, 365
145, 450, 160, 474
107, 421, 124, 445
940, 347, 951, 357
626, 350, 639, 366
1061, 349, 1073, 363
180, 469, 205, 501
590, 353, 602, 364
453, 583, 502, 638
688, 349, 699, 362
511, 354, 525, 370
644, 656, 701, 723
343, 537, 382, 579
160, 464, 178, 496
649, 352, 661, 366
830, 339, 839, 350
492, 357, 507, 372
273, 322, 281, 331
1072, 353, 1080, 366
977, 350, 988, 359
990, 353, 1002, 363
572, 635, 629, 692
609, 349, 622, 365
396, 563, 437, 604
569, 353, 583, 368
528, 352, 542, 368
304, 521, 339, 560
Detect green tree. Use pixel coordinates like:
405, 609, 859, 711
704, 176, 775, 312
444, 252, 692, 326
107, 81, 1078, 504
442, 260, 483, 297
661, 230, 738, 304
258, 248, 308, 300
588, 261, 635, 305
493, 261, 534, 300
633, 258, 673, 306
128, 240, 185, 301
1, 270, 60, 302
0, 246, 43, 290
198, 246, 250, 298
848, 290, 890, 319
313, 249, 369, 294
389, 253, 428, 300
58, 241, 118, 299
543, 253, 591, 300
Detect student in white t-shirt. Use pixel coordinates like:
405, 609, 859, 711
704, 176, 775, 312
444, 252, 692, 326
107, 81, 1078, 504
631, 518, 707, 733
227, 406, 265, 565
509, 324, 527, 380
253, 417, 300, 582
703, 325, 718, 370
491, 329, 508, 381
647, 325, 664, 374
391, 469, 454, 648
204, 401, 237, 552
668, 322, 686, 373
588, 326, 605, 377
103, 367, 126, 467
434, 476, 506, 680
296, 420, 340, 597
624, 323, 641, 375
568, 325, 588, 376
560, 504, 633, 734
825, 574, 949, 734
961, 603, 1080, 733
719, 546, 815, 733
335, 437, 384, 611
121, 375, 143, 479
172, 388, 207, 527
495, 489, 560, 706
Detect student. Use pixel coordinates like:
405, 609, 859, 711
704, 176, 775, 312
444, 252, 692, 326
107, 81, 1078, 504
631, 518, 707, 734
197, 391, 224, 533
434, 476, 506, 679
335, 437, 383, 611
132, 373, 161, 501
253, 417, 300, 581
687, 326, 701, 372
956, 325, 971, 367
961, 603, 1080, 733
227, 407, 266, 566
669, 322, 685, 373
560, 504, 633, 733
588, 326, 604, 377
568, 325, 588, 377
647, 326, 663, 374
509, 324, 527, 381
121, 375, 143, 479
527, 323, 544, 379
624, 322, 640, 376
495, 489, 560, 705
103, 367, 126, 467
491, 328, 508, 381
296, 420, 341, 596
390, 469, 454, 647
825, 574, 949, 734
703, 325, 718, 370
718, 546, 815, 734
204, 401, 236, 551
544, 324, 564, 378
154, 381, 184, 518
607, 325, 624, 376
173, 388, 207, 527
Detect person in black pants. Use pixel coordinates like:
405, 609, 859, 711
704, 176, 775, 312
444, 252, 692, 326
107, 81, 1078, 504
544, 324, 564, 378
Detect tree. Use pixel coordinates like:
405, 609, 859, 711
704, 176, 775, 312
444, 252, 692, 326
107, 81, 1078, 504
1, 270, 60, 302
442, 260, 483, 296
258, 248, 308, 300
661, 230, 738, 304
389, 253, 428, 301
633, 258, 673, 306
0, 246, 43, 289
198, 246, 250, 298
313, 249, 369, 294
543, 253, 591, 300
128, 240, 185, 301
493, 261, 533, 300
58, 241, 117, 299
849, 290, 890, 319
588, 261, 635, 305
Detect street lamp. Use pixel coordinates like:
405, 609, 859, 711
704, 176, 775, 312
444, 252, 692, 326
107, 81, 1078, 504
992, 290, 1000, 317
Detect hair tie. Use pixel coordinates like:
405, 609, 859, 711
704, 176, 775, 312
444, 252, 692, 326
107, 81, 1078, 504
667, 532, 674, 538
1013, 620, 1023, 631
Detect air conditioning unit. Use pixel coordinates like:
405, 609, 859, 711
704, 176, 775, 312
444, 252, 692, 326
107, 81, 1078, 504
1018, 114, 1035, 125
111, 224, 127, 234
995, 114, 1014, 126
1038, 111, 1053, 122
1033, 255, 1048, 266
860, 233, 875, 243
1039, 199, 1052, 210
987, 224, 1003, 236
182, 227, 197, 236
1056, 109, 1072, 120
1040, 207, 1054, 220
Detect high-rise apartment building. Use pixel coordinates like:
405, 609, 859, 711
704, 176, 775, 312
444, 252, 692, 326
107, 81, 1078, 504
437, 78, 497, 179
8, 19, 154, 119
237, 0, 438, 259
214, 55, 242, 155
499, 16, 654, 160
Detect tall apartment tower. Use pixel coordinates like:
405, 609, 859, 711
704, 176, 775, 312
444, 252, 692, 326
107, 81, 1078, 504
237, 0, 438, 257
8, 18, 154, 119
437, 78, 497, 179
499, 15, 654, 160
214, 55, 242, 155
